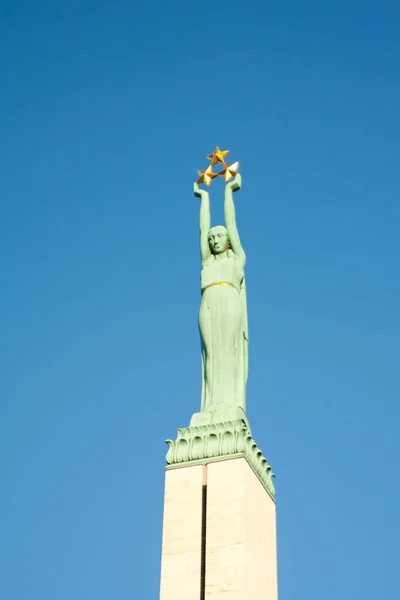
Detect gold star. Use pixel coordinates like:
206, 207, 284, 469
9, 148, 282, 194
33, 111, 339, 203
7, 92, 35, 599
206, 146, 230, 166
196, 165, 217, 186
218, 161, 240, 182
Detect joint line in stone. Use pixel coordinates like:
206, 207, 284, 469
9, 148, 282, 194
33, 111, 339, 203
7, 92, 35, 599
200, 481, 207, 600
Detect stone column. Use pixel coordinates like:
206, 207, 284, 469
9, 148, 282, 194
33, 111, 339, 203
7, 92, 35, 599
159, 420, 277, 600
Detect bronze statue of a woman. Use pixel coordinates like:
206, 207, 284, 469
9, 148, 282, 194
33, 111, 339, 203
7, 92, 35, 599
192, 174, 248, 425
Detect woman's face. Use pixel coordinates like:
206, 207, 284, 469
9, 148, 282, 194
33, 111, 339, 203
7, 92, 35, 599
208, 227, 229, 254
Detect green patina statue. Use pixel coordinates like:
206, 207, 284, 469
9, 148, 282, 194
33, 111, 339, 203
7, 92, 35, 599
192, 174, 249, 426
165, 165, 275, 497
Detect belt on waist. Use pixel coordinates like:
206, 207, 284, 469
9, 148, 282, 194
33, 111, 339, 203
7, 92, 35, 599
201, 281, 236, 294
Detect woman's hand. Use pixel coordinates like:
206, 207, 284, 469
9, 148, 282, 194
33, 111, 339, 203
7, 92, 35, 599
194, 182, 209, 199
227, 173, 241, 192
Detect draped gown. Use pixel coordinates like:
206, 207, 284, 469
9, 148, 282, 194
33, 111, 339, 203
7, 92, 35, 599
199, 250, 248, 413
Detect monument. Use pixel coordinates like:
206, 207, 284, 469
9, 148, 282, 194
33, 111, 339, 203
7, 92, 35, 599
159, 148, 278, 600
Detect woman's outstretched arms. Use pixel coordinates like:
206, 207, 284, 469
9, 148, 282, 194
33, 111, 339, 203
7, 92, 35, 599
224, 174, 245, 266
194, 182, 211, 265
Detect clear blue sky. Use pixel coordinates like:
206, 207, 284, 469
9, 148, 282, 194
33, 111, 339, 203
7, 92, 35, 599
1, 1, 399, 598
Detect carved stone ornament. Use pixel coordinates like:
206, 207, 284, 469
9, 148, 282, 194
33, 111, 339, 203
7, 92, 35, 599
165, 419, 275, 498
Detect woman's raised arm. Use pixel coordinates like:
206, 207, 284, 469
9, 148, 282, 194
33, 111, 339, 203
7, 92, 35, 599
224, 174, 245, 266
194, 182, 211, 266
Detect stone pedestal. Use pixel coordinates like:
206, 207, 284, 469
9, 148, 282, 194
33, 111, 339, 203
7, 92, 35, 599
160, 448, 277, 600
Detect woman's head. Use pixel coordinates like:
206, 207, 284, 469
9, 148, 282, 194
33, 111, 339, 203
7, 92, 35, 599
208, 226, 229, 255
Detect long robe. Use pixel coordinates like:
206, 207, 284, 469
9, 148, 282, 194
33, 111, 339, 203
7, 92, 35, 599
199, 251, 248, 413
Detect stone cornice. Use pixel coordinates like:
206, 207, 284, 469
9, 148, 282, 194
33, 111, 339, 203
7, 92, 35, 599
166, 419, 275, 498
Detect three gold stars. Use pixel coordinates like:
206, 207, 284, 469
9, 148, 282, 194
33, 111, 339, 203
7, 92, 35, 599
196, 146, 240, 186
